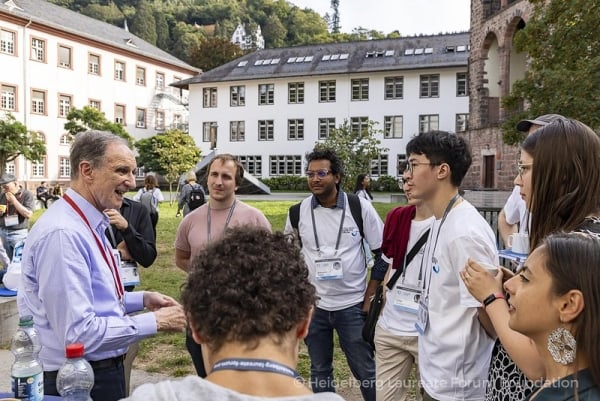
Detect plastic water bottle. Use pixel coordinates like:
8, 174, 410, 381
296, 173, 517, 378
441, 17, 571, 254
11, 315, 44, 401
56, 343, 94, 401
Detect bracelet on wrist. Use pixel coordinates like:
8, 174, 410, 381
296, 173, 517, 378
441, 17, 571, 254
482, 293, 505, 309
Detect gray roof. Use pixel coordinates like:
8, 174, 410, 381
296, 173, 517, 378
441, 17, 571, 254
0, 0, 199, 73
174, 32, 470, 88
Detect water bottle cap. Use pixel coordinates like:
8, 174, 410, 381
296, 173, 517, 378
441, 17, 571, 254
65, 343, 85, 358
18, 315, 34, 326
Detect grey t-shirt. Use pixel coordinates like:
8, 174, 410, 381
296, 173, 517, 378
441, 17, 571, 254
121, 376, 346, 401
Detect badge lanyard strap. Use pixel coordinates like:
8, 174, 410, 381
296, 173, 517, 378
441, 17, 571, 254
207, 200, 237, 243
63, 194, 124, 300
310, 200, 346, 256
212, 358, 302, 381
400, 230, 430, 286
422, 193, 461, 296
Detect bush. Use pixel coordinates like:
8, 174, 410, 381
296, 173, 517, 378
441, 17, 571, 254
260, 175, 307, 191
372, 175, 401, 192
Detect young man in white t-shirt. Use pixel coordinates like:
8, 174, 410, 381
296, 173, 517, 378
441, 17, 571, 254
404, 131, 497, 401
498, 114, 565, 246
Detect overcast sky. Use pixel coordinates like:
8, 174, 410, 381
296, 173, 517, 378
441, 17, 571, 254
290, 0, 471, 36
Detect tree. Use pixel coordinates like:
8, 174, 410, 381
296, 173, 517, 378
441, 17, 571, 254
501, 0, 600, 145
129, 0, 157, 45
262, 14, 287, 48
189, 36, 245, 71
135, 130, 200, 203
0, 113, 46, 176
330, 0, 340, 33
64, 106, 134, 146
314, 119, 388, 193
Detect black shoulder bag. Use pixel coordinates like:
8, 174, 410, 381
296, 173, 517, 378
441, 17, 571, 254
362, 229, 430, 349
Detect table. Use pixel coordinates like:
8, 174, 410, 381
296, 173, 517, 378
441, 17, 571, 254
0, 393, 60, 400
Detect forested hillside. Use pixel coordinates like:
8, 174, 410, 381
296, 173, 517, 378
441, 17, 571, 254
47, 0, 399, 70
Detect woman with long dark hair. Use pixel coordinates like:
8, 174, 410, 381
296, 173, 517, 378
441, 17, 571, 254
354, 174, 373, 201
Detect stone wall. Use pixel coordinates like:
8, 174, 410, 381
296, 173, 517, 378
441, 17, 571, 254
466, 0, 535, 189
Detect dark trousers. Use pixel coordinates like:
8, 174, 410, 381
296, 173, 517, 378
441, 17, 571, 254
44, 356, 126, 401
186, 329, 207, 377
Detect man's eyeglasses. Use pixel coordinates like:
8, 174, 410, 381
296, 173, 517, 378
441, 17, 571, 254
517, 163, 533, 177
305, 169, 331, 179
404, 161, 436, 175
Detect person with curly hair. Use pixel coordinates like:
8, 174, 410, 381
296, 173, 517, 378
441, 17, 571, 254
125, 225, 344, 401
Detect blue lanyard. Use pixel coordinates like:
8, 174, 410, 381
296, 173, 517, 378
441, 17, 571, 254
211, 358, 302, 380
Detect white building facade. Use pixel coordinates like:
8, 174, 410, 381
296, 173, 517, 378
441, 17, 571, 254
0, 0, 198, 186
176, 33, 470, 179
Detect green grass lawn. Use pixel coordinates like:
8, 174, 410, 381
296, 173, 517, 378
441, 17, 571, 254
32, 198, 398, 380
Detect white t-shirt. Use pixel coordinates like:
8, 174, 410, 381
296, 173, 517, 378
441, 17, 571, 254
503, 186, 529, 234
356, 189, 372, 202
418, 200, 497, 401
378, 217, 434, 335
123, 375, 345, 401
284, 194, 384, 311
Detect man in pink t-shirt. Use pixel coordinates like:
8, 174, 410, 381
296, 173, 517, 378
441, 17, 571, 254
174, 154, 271, 376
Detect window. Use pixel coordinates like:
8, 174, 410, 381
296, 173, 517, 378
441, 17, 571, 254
319, 80, 336, 102
31, 38, 45, 62
89, 99, 101, 110
456, 113, 469, 132
136, 108, 146, 128
136, 67, 146, 86
419, 114, 439, 133
230, 121, 245, 142
202, 122, 217, 142
114, 61, 125, 81
58, 94, 72, 117
370, 154, 389, 177
60, 134, 72, 145
318, 118, 336, 140
155, 72, 165, 89
1, 85, 16, 111
230, 85, 245, 106
456, 72, 468, 97
203, 87, 217, 108
173, 114, 183, 130
155, 110, 164, 130
88, 53, 100, 75
239, 155, 262, 176
31, 158, 46, 178
397, 154, 407, 176
59, 157, 70, 178
5, 162, 15, 175
0, 29, 15, 55
420, 74, 440, 98
384, 77, 403, 99
350, 117, 369, 135
258, 120, 274, 141
287, 119, 304, 140
351, 78, 369, 101
270, 155, 302, 176
288, 82, 304, 104
31, 90, 46, 114
384, 116, 403, 138
136, 167, 146, 178
58, 45, 72, 68
258, 84, 274, 105
114, 104, 125, 125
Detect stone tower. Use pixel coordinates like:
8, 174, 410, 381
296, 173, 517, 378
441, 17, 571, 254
462, 0, 536, 190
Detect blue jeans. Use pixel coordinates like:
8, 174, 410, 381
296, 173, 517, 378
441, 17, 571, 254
305, 303, 376, 401
0, 228, 27, 262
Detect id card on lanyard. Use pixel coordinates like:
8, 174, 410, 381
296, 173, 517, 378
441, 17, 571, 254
63, 194, 124, 302
414, 194, 460, 335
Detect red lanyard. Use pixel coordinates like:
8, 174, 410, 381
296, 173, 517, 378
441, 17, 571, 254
63, 194, 124, 300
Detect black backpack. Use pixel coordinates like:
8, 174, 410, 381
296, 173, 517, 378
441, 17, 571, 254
187, 184, 206, 211
289, 192, 364, 242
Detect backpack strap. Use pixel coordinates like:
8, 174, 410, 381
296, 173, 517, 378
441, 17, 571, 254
385, 229, 430, 290
346, 193, 363, 240
289, 202, 301, 230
